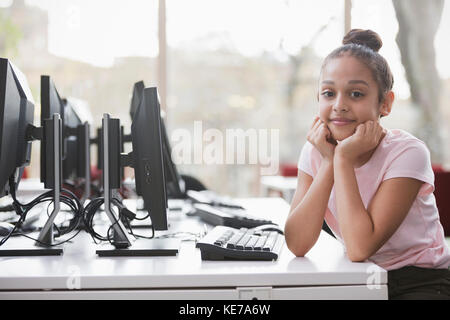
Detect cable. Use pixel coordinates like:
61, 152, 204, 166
0, 204, 14, 212
0, 176, 84, 248
83, 197, 107, 243
15, 229, 83, 247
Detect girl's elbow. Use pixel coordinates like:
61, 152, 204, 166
287, 245, 308, 257
285, 237, 312, 257
346, 247, 370, 262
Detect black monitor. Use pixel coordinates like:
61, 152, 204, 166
0, 59, 82, 256
61, 99, 91, 202
131, 87, 168, 230
94, 87, 180, 256
129, 81, 185, 199
129, 80, 145, 120
40, 75, 65, 188
0, 58, 34, 198
62, 99, 82, 180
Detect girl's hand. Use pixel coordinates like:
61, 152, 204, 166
335, 120, 384, 165
307, 116, 337, 162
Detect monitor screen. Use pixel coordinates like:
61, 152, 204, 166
0, 58, 35, 198
131, 87, 168, 230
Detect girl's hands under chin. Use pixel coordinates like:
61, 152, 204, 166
307, 116, 337, 162
335, 120, 384, 165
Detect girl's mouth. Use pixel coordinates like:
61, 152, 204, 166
330, 119, 356, 126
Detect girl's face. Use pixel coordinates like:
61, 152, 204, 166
318, 54, 387, 142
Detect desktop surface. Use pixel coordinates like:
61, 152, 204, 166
0, 197, 387, 299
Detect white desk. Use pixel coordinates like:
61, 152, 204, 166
0, 197, 387, 300
260, 176, 297, 203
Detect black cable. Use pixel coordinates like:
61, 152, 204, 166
83, 197, 107, 243
0, 204, 14, 212
132, 212, 150, 221
0, 177, 85, 248
15, 229, 83, 247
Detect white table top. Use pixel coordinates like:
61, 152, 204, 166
260, 176, 297, 191
0, 197, 386, 291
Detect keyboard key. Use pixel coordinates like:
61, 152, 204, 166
226, 231, 245, 249
236, 234, 251, 250
253, 235, 268, 251
245, 235, 259, 250
262, 232, 278, 251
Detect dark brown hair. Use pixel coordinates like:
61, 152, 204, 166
321, 29, 394, 103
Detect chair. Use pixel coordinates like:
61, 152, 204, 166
433, 165, 450, 237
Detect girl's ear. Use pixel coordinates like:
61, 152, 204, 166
380, 91, 394, 117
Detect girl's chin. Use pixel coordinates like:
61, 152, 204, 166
328, 123, 358, 140
329, 125, 357, 141
331, 133, 353, 142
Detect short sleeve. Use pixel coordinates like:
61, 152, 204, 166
383, 142, 435, 196
297, 141, 314, 177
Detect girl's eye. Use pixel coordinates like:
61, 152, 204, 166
351, 91, 364, 98
321, 91, 334, 98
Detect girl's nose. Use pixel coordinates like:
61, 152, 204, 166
333, 94, 348, 112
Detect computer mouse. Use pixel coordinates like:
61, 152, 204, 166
0, 222, 15, 236
252, 224, 284, 235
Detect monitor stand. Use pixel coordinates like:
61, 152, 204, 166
96, 238, 180, 257
0, 233, 63, 256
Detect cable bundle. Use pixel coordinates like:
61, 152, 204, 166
0, 176, 84, 246
83, 196, 155, 246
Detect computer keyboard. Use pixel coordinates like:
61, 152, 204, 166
196, 225, 284, 261
191, 203, 275, 229
186, 190, 245, 209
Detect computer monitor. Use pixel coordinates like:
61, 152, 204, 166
0, 58, 34, 198
129, 80, 185, 199
129, 80, 145, 120
62, 98, 82, 181
0, 59, 79, 256
40, 75, 65, 189
95, 87, 179, 256
131, 87, 168, 230
61, 99, 91, 202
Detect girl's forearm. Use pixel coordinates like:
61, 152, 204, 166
285, 160, 334, 256
333, 155, 375, 261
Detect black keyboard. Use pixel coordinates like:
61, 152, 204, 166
192, 203, 274, 229
196, 225, 284, 261
186, 190, 245, 209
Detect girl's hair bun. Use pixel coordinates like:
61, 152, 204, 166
342, 29, 383, 52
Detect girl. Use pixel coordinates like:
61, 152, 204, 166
285, 29, 450, 300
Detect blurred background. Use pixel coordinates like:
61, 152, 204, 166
1, 0, 449, 198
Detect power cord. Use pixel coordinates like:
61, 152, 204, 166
0, 176, 84, 247
82, 196, 155, 245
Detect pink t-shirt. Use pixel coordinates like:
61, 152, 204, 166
297, 128, 450, 271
